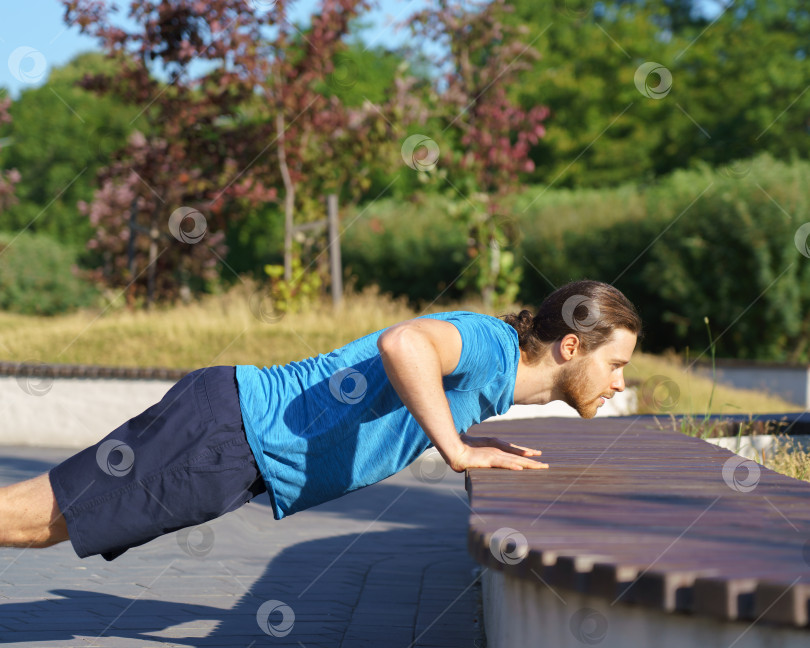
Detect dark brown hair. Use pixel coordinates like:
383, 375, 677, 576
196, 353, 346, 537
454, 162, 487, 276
503, 279, 643, 363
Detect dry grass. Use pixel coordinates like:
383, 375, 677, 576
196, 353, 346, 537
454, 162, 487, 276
0, 285, 419, 369
625, 349, 801, 416
629, 350, 809, 483
0, 288, 800, 418
762, 436, 810, 482
4, 289, 805, 481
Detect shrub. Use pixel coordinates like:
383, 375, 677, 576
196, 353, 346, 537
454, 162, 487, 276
520, 154, 810, 361
340, 195, 470, 306
0, 231, 98, 315
339, 153, 810, 361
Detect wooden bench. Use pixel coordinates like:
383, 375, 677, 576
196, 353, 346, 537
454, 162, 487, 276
466, 414, 810, 648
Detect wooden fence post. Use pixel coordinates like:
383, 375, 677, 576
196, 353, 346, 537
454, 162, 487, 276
327, 193, 343, 308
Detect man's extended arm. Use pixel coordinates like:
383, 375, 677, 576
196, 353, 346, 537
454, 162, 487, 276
377, 318, 547, 472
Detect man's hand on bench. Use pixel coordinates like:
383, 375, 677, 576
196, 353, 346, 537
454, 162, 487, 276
448, 436, 549, 473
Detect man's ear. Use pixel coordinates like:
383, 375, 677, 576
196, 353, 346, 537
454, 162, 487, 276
559, 333, 581, 361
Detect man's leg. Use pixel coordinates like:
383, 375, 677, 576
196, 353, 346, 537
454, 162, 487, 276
0, 367, 264, 560
0, 473, 68, 548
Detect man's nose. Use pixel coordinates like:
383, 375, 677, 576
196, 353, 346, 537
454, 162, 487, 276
611, 373, 625, 392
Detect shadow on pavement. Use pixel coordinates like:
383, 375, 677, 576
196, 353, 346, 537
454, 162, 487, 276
0, 454, 68, 483
0, 480, 481, 648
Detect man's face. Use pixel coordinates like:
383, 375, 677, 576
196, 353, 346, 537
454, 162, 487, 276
557, 328, 637, 419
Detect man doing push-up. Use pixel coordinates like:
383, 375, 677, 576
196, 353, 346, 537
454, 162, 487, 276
0, 279, 641, 561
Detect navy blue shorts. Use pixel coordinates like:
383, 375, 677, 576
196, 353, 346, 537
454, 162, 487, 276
49, 366, 267, 561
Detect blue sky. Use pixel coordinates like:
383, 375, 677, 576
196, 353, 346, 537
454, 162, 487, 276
1, 1, 725, 98
0, 0, 431, 98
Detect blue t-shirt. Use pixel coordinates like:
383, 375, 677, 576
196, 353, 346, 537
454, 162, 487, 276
235, 311, 520, 520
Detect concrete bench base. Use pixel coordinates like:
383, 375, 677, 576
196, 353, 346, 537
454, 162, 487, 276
483, 569, 808, 648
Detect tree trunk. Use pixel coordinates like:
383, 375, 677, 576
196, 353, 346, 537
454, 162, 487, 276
127, 198, 137, 310
277, 111, 295, 282
146, 207, 159, 310
485, 234, 500, 310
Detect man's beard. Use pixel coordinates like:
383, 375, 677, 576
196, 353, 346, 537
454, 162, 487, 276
558, 357, 600, 419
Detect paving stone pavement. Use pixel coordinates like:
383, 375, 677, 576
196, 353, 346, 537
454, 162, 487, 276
0, 447, 485, 648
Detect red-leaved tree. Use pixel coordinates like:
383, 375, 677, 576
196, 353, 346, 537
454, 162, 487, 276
408, 0, 548, 308
64, 0, 401, 306
64, 0, 277, 305
0, 98, 20, 212
258, 0, 393, 282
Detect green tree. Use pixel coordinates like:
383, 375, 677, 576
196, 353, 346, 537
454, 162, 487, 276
655, 0, 810, 174
320, 38, 405, 108
0, 52, 140, 250
505, 0, 810, 188
0, 231, 97, 315
503, 1, 678, 187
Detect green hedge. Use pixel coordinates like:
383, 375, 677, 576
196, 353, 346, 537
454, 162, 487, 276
343, 154, 810, 361
341, 195, 470, 305
519, 154, 810, 361
0, 231, 98, 315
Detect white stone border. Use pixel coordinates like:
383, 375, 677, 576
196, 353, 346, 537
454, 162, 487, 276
0, 376, 174, 448
0, 377, 638, 449
705, 435, 810, 461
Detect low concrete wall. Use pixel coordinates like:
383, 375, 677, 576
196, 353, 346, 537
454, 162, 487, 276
482, 569, 809, 648
0, 376, 175, 448
706, 434, 810, 460
695, 363, 810, 408
0, 375, 638, 449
